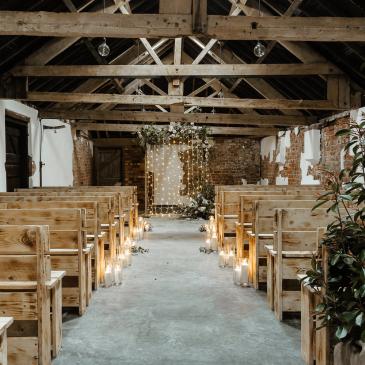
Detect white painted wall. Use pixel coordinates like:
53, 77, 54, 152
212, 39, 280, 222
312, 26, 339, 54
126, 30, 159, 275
0, 100, 74, 191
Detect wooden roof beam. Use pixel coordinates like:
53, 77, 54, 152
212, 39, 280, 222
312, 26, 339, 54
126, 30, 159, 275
0, 12, 364, 41
75, 123, 279, 136
12, 63, 339, 78
38, 109, 315, 126
22, 92, 342, 110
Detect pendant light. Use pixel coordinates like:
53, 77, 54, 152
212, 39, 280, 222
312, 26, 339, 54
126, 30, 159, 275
98, 37, 110, 57
253, 0, 266, 58
98, 0, 110, 57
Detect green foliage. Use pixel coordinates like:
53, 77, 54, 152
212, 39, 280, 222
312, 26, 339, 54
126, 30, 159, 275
305, 115, 365, 345
178, 184, 215, 220
136, 122, 210, 148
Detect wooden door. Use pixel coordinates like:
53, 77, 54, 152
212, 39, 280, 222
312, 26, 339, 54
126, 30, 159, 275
5, 116, 29, 192
95, 147, 123, 186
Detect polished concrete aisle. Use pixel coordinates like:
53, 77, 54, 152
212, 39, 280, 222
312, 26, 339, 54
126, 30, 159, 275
54, 218, 304, 365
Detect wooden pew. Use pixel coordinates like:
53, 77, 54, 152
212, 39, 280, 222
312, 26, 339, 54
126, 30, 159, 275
0, 317, 13, 365
270, 208, 334, 321
299, 227, 331, 365
216, 186, 322, 252
244, 198, 322, 289
0, 225, 52, 365
2, 200, 102, 291
1, 192, 121, 259
16, 186, 136, 241
0, 209, 89, 315
0, 194, 117, 270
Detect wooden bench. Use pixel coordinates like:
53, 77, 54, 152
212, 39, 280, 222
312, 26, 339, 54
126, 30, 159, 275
0, 208, 90, 315
2, 200, 102, 290
243, 198, 321, 289
269, 208, 334, 321
2, 192, 121, 260
16, 186, 136, 242
0, 317, 14, 365
0, 195, 117, 281
0, 225, 52, 365
299, 227, 331, 365
216, 186, 322, 253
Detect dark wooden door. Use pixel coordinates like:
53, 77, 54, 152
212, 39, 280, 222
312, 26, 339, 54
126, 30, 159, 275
95, 147, 123, 186
5, 117, 29, 192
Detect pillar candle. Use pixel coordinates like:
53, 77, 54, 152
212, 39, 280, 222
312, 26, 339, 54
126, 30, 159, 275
218, 250, 226, 267
211, 234, 218, 251
205, 238, 211, 250
227, 250, 235, 268
233, 265, 242, 285
104, 265, 113, 288
113, 264, 123, 285
241, 258, 249, 287
125, 249, 132, 266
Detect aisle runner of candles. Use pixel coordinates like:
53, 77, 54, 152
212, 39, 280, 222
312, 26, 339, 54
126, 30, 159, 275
201, 216, 250, 287
104, 218, 151, 287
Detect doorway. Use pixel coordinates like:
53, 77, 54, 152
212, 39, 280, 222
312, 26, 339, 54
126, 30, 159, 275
94, 147, 123, 186
5, 116, 29, 192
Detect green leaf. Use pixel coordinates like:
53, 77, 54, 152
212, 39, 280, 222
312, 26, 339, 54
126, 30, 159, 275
336, 326, 348, 340
331, 254, 340, 266
316, 303, 326, 313
336, 128, 351, 137
355, 312, 364, 326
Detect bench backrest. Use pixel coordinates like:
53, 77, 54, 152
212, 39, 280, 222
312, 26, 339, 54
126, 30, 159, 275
0, 224, 51, 364
0, 209, 86, 250
241, 194, 320, 224
3, 201, 98, 237
274, 208, 336, 252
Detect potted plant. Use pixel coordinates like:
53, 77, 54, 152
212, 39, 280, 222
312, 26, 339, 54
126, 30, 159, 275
305, 117, 365, 364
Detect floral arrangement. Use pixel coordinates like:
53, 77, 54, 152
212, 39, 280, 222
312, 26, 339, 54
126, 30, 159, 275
136, 122, 210, 148
178, 184, 215, 220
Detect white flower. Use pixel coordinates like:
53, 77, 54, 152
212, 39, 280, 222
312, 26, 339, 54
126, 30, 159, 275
198, 206, 206, 212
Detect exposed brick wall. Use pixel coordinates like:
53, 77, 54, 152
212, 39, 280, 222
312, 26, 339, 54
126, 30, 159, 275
320, 117, 352, 174
73, 133, 93, 186
208, 137, 261, 185
260, 116, 351, 186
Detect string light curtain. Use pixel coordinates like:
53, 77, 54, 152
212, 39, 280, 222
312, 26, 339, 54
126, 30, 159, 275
138, 123, 211, 216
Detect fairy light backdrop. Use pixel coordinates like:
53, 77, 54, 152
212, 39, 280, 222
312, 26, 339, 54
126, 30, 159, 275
138, 123, 211, 216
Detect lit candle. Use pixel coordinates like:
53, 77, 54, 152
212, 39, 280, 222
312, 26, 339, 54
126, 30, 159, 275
125, 249, 132, 266
233, 265, 242, 285
218, 250, 226, 267
205, 238, 211, 250
118, 253, 127, 268
211, 234, 218, 251
125, 237, 131, 249
104, 265, 113, 288
113, 264, 123, 285
241, 258, 249, 287
227, 250, 235, 268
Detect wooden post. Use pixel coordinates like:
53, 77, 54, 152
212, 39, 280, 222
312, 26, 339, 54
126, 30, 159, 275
192, 0, 207, 33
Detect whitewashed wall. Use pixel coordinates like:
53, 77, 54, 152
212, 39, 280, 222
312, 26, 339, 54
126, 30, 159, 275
0, 100, 73, 191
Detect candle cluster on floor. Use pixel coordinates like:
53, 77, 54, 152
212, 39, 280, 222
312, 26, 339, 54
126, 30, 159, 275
203, 216, 218, 251
201, 216, 250, 288
104, 218, 151, 288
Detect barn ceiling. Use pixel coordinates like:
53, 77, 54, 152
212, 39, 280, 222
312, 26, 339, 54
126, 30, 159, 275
0, 0, 364, 138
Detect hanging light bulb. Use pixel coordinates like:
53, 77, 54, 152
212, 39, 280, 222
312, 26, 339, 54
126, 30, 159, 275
98, 38, 110, 57
254, 41, 266, 58
253, 0, 265, 58
98, 1, 110, 57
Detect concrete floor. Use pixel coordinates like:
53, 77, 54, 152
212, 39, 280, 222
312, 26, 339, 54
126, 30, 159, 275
53, 218, 304, 365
